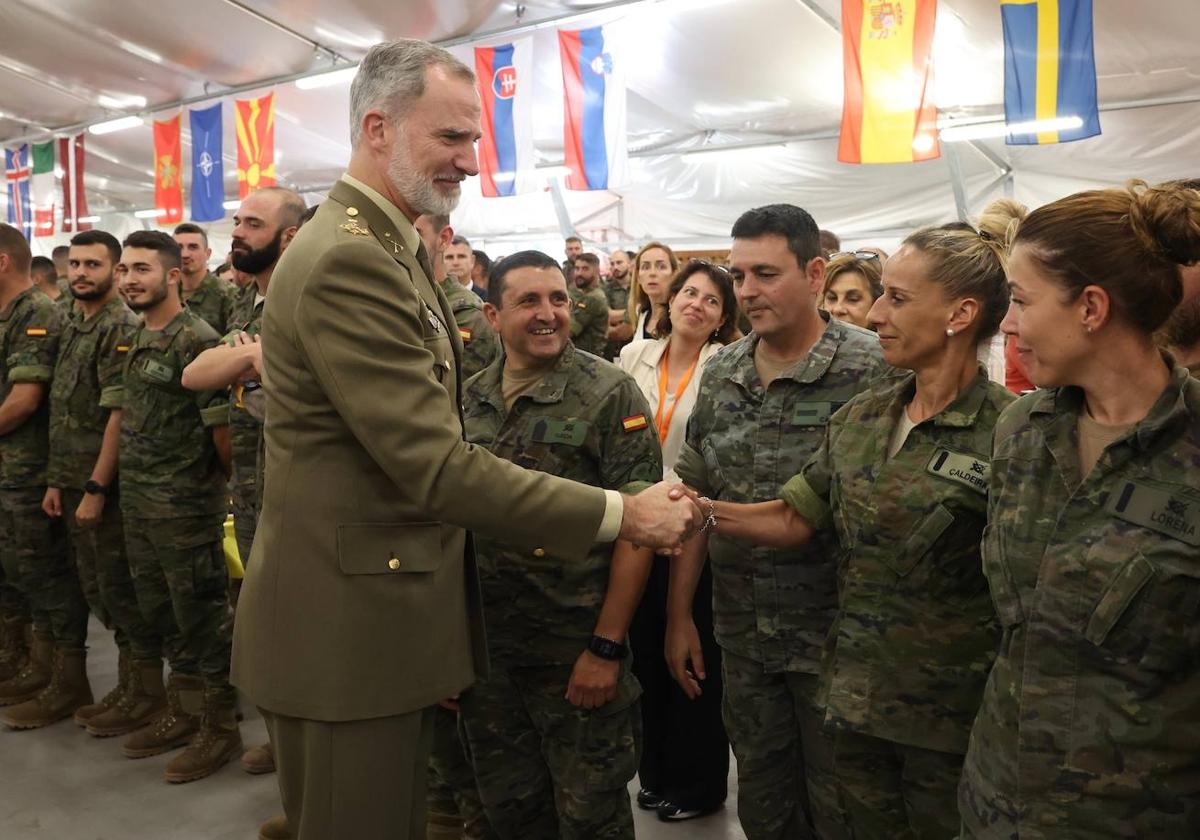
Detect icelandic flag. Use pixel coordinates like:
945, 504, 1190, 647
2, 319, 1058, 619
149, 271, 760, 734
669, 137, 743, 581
1002, 0, 1101, 145
190, 103, 226, 222
558, 23, 627, 191
475, 39, 536, 197
5, 145, 32, 240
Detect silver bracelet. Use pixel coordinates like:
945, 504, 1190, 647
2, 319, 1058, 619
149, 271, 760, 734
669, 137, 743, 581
698, 496, 717, 533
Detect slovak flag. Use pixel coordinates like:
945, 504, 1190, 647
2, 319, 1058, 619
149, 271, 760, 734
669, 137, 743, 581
558, 23, 628, 191
475, 38, 536, 197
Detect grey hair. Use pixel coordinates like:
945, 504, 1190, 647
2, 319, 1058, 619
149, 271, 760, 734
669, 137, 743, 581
349, 39, 475, 146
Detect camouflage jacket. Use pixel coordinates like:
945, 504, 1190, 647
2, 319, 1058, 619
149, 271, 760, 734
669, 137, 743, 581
960, 361, 1200, 838
603, 278, 632, 361
569, 283, 610, 359
182, 273, 236, 335
46, 296, 140, 490
223, 287, 265, 507
0, 286, 63, 488
118, 309, 229, 518
783, 369, 1012, 753
675, 316, 885, 673
463, 342, 662, 665
438, 277, 499, 381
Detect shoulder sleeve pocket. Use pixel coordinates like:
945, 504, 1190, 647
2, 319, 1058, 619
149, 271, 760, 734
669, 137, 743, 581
337, 522, 443, 575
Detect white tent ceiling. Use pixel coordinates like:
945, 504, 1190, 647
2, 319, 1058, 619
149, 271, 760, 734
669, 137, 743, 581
2, 0, 1198, 258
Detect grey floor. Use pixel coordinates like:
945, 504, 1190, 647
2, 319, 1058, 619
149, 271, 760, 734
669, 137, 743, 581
3, 617, 747, 839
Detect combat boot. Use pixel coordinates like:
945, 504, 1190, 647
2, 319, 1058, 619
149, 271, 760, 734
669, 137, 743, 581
0, 633, 52, 706
2, 647, 93, 729
164, 686, 243, 783
74, 648, 132, 727
88, 658, 167, 738
0, 618, 29, 682
257, 815, 293, 840
122, 672, 201, 758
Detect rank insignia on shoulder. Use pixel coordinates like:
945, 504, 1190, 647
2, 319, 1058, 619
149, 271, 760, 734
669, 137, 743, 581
459, 327, 473, 342
622, 414, 649, 433
25, 327, 47, 337
339, 220, 369, 236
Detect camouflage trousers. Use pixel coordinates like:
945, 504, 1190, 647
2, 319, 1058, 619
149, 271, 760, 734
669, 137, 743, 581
722, 651, 848, 840
124, 513, 234, 700
230, 485, 258, 569
0, 486, 88, 646
459, 663, 641, 840
62, 489, 161, 661
427, 704, 495, 840
830, 730, 963, 840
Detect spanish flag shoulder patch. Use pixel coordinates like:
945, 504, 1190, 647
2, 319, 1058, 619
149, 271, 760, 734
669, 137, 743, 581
622, 414, 648, 434
459, 327, 473, 343
25, 327, 48, 337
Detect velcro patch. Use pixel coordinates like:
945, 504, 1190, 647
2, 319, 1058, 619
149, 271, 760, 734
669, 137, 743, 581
141, 359, 175, 385
1107, 480, 1200, 547
793, 401, 838, 427
622, 414, 648, 433
25, 327, 47, 337
926, 448, 990, 495
531, 418, 588, 447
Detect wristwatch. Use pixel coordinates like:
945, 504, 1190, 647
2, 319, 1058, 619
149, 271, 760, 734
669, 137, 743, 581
83, 480, 110, 496
587, 635, 628, 661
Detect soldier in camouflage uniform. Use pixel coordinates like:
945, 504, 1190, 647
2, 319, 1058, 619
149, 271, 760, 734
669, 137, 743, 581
669, 205, 884, 840
458, 251, 662, 840
0, 224, 92, 724
602, 249, 634, 362
32, 230, 167, 737
960, 184, 1200, 838
175, 223, 236, 334
704, 217, 1021, 838
114, 230, 241, 783
569, 254, 610, 358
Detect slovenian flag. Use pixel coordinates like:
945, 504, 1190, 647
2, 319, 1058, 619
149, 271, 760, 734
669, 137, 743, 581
1002, 0, 1101, 145
838, 0, 939, 164
558, 23, 627, 191
475, 39, 536, 197
5, 145, 31, 240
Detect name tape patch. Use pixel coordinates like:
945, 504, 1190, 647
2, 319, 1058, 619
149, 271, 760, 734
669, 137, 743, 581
926, 448, 990, 495
532, 418, 589, 447
793, 401, 840, 427
1107, 480, 1200, 547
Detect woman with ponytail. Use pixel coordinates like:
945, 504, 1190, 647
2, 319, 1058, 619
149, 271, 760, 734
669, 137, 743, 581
959, 181, 1200, 837
670, 200, 1025, 838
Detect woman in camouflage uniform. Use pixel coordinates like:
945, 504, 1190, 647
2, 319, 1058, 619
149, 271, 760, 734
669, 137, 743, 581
693, 201, 1025, 838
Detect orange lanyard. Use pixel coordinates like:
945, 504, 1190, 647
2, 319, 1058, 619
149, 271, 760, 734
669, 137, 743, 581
655, 343, 698, 444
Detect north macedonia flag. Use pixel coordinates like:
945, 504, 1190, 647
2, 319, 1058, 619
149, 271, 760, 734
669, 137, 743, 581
235, 92, 276, 198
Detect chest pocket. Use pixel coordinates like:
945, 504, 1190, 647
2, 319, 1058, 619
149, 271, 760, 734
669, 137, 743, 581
515, 417, 592, 475
882, 503, 955, 577
124, 352, 183, 433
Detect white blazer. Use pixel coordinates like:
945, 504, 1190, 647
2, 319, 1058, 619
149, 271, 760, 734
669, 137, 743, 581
619, 338, 723, 480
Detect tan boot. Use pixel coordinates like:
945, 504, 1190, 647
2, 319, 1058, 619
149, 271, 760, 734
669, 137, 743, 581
164, 686, 243, 783
0, 618, 30, 683
74, 648, 131, 727
2, 647, 93, 730
257, 814, 293, 840
0, 633, 52, 706
240, 741, 276, 774
88, 658, 168, 738
122, 672, 201, 758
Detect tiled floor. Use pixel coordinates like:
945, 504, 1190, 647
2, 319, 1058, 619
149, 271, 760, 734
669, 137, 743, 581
2, 618, 746, 839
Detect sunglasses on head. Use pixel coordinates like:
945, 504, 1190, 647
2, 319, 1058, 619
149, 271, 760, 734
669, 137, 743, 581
829, 250, 880, 261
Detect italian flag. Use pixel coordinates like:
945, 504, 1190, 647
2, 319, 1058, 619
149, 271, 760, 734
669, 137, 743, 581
30, 141, 55, 238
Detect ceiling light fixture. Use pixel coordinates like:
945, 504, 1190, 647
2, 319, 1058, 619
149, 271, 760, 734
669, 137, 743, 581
940, 115, 1083, 143
89, 116, 144, 136
295, 66, 359, 90
133, 209, 162, 219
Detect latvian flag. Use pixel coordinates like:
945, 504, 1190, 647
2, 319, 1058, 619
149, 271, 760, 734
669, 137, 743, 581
558, 23, 628, 191
5, 145, 32, 240
475, 39, 536, 197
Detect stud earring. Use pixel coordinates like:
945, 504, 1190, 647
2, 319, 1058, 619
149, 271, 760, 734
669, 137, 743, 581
946, 328, 955, 337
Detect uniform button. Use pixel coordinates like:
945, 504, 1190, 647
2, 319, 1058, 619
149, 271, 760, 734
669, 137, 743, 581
346, 206, 359, 217
388, 557, 401, 570
533, 548, 546, 558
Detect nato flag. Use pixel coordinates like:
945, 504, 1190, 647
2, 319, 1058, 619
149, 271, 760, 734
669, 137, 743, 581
189, 103, 225, 221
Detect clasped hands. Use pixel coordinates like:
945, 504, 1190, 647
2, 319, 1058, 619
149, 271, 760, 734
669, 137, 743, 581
617, 481, 710, 554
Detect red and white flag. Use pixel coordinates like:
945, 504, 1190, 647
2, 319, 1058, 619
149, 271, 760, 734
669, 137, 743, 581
59, 133, 91, 233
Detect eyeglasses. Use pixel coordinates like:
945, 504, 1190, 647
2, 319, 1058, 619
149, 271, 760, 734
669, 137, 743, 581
829, 250, 881, 261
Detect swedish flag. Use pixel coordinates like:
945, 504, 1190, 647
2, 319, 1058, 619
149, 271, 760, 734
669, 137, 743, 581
1001, 0, 1101, 145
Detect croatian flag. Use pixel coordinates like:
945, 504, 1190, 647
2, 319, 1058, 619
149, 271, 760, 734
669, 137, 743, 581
558, 23, 627, 191
475, 38, 536, 197
5, 145, 32, 240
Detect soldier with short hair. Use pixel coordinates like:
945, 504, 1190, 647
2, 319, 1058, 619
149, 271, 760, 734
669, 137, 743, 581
174, 222, 236, 334
459, 250, 662, 840
115, 230, 239, 783
569, 253, 610, 358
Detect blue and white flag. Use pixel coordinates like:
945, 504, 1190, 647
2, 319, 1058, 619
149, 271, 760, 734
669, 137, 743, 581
189, 103, 225, 221
475, 39, 536, 197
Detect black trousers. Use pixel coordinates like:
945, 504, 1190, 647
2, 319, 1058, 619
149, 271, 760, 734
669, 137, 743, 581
629, 555, 729, 809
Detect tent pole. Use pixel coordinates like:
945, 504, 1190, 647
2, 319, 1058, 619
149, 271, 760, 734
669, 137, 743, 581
942, 142, 970, 222
547, 179, 577, 239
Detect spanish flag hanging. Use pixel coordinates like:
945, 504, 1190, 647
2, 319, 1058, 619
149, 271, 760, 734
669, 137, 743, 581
235, 92, 276, 198
838, 0, 939, 164
152, 114, 184, 225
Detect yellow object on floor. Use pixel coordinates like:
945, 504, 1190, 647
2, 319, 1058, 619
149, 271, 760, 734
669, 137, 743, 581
224, 515, 244, 580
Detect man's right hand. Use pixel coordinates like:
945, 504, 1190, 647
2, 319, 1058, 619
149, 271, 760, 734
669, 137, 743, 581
42, 487, 62, 519
665, 614, 705, 699
618, 481, 702, 549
